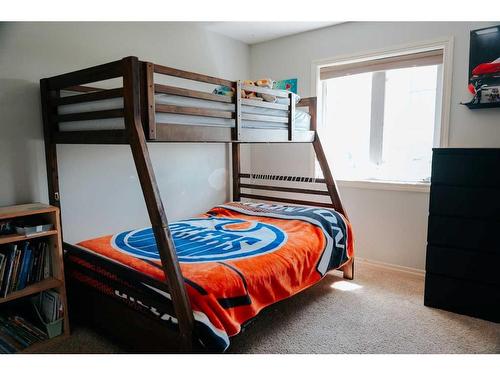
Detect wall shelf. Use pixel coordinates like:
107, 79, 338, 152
461, 102, 500, 110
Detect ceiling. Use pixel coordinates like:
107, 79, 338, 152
202, 22, 343, 45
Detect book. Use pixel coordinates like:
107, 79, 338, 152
0, 252, 6, 292
11, 316, 47, 341
43, 243, 51, 279
25, 244, 37, 285
9, 245, 23, 293
16, 245, 32, 290
0, 335, 18, 353
1, 244, 17, 297
0, 323, 31, 347
0, 313, 48, 352
39, 290, 60, 323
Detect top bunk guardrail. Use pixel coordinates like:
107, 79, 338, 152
41, 56, 317, 145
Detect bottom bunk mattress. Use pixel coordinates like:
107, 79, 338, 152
66, 202, 354, 352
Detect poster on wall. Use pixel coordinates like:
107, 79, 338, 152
466, 25, 500, 106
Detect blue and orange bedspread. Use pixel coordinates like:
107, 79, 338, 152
68, 202, 354, 351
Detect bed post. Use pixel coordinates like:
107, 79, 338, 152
232, 143, 241, 201
122, 56, 194, 351
308, 99, 353, 280
313, 134, 354, 280
40, 79, 61, 209
140, 61, 157, 140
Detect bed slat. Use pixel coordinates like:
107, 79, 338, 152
47, 59, 123, 90
239, 193, 334, 209
53, 130, 128, 144
241, 113, 288, 123
240, 183, 330, 196
53, 88, 123, 106
239, 173, 326, 184
64, 85, 104, 93
54, 109, 124, 123
154, 64, 235, 87
155, 84, 233, 103
239, 129, 315, 143
154, 123, 233, 142
241, 98, 289, 111
155, 104, 233, 119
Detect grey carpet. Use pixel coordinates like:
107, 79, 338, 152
36, 261, 500, 354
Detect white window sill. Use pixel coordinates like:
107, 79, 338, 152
336, 179, 430, 193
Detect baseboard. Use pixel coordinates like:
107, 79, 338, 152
355, 257, 425, 279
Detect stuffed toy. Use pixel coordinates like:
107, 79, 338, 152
241, 80, 261, 100
255, 78, 277, 102
212, 85, 234, 97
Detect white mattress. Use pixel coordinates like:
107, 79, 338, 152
58, 93, 311, 132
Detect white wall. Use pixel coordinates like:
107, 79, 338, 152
250, 22, 500, 270
0, 22, 250, 242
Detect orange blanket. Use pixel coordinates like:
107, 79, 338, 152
76, 202, 353, 351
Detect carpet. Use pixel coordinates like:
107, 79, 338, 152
35, 261, 499, 354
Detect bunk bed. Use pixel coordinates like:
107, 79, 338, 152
40, 56, 354, 352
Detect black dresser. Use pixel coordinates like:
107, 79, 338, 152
425, 148, 500, 323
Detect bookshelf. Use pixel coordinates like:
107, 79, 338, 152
0, 203, 69, 352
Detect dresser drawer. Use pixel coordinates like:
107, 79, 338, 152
432, 149, 500, 188
426, 246, 500, 285
429, 185, 500, 220
424, 273, 500, 322
427, 215, 500, 253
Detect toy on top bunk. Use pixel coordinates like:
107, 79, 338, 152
213, 78, 299, 104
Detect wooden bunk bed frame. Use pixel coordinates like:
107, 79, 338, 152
40, 56, 353, 352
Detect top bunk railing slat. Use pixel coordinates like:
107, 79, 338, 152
154, 83, 233, 103
52, 87, 123, 106
46, 59, 123, 90
155, 104, 233, 119
241, 98, 289, 111
153, 64, 236, 88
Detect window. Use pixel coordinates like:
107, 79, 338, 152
317, 49, 444, 184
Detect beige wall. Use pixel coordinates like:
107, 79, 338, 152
0, 22, 250, 242
250, 22, 500, 270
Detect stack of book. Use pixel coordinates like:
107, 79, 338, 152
0, 314, 48, 353
36, 290, 64, 323
0, 241, 51, 298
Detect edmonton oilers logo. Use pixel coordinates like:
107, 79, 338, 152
112, 217, 287, 263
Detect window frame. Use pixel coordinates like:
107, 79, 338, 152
311, 37, 454, 193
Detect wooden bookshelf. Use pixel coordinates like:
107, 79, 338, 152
0, 203, 69, 352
